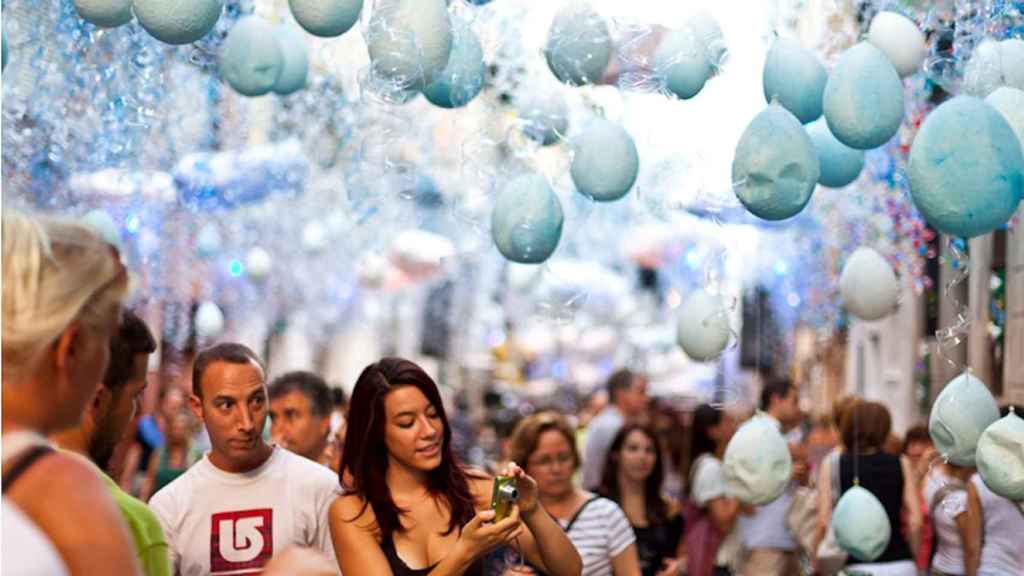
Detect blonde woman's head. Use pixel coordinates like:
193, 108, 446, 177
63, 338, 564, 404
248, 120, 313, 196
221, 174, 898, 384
3, 211, 129, 431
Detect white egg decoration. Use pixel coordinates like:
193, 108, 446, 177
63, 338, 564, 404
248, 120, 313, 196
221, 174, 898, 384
195, 301, 225, 339
839, 247, 900, 321
245, 247, 273, 280
422, 17, 486, 109
1001, 39, 1024, 91
976, 410, 1024, 502
688, 11, 726, 70
723, 414, 792, 505
273, 26, 310, 96
366, 0, 452, 90
288, 0, 363, 38
544, 1, 613, 86
833, 486, 892, 561
570, 119, 639, 202
219, 17, 283, 97
986, 86, 1024, 146
675, 290, 731, 361
867, 11, 927, 78
73, 0, 133, 28
929, 371, 1001, 466
134, 0, 223, 45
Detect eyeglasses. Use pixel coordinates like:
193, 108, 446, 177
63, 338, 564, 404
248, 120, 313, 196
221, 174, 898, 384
528, 452, 575, 469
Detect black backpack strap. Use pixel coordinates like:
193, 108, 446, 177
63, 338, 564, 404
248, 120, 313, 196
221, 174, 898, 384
2, 445, 55, 494
563, 496, 601, 533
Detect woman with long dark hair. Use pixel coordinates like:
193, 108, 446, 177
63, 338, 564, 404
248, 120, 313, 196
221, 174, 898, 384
680, 404, 741, 576
328, 358, 581, 576
598, 425, 684, 576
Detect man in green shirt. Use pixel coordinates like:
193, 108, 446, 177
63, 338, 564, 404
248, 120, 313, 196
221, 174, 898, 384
52, 310, 171, 576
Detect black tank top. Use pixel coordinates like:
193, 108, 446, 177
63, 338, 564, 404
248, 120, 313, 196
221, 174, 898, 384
381, 534, 486, 576
839, 452, 913, 564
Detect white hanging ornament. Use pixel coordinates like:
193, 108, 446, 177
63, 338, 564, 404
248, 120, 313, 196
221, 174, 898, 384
73, 0, 133, 28
723, 414, 792, 505
975, 409, 1024, 502
675, 290, 730, 361
867, 11, 927, 78
839, 247, 900, 321
245, 247, 273, 280
543, 1, 612, 86
133, 0, 223, 45
833, 485, 892, 561
194, 301, 225, 339
366, 0, 452, 90
81, 210, 122, 249
929, 371, 1001, 466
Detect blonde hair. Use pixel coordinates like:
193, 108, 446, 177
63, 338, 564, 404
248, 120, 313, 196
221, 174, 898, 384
3, 211, 129, 380
507, 411, 580, 471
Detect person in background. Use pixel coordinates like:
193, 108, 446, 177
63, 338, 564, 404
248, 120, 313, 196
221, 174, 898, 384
924, 458, 980, 576
51, 310, 170, 576
681, 404, 742, 576
321, 387, 348, 473
599, 424, 684, 576
120, 385, 186, 495
902, 423, 935, 571
737, 379, 807, 576
269, 370, 333, 464
510, 411, 640, 576
149, 343, 341, 576
583, 369, 649, 490
139, 409, 196, 502
649, 402, 685, 501
2, 212, 141, 575
329, 359, 581, 576
816, 401, 921, 576
968, 405, 1024, 576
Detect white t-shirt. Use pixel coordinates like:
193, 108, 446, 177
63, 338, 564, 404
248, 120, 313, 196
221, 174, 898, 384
1, 498, 69, 576
924, 470, 969, 575
557, 496, 635, 576
150, 446, 341, 576
691, 454, 740, 568
972, 474, 1024, 576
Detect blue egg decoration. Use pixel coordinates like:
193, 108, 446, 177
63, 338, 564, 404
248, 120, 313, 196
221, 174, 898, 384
423, 18, 485, 109
273, 26, 309, 96
288, 0, 363, 38
908, 96, 1023, 238
833, 486, 892, 561
929, 371, 1001, 465
133, 0, 222, 45
73, 0, 133, 28
807, 119, 864, 188
763, 37, 827, 124
491, 174, 564, 264
570, 119, 639, 202
732, 103, 820, 220
654, 27, 712, 100
219, 17, 283, 97
823, 42, 905, 150
544, 1, 613, 86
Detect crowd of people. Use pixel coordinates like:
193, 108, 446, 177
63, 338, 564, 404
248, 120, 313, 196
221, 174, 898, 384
3, 211, 1022, 576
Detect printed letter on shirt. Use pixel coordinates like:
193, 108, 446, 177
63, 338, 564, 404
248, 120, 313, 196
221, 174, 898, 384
210, 509, 273, 575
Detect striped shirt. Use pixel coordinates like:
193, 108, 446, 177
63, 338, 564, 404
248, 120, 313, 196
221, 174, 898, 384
558, 497, 636, 576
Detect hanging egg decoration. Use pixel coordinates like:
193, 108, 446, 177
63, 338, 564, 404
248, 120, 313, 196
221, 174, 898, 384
929, 371, 1001, 466
823, 42, 905, 150
570, 118, 639, 203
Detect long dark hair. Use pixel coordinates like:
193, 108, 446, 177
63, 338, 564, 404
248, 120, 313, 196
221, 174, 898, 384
340, 357, 477, 541
598, 424, 668, 524
682, 404, 724, 497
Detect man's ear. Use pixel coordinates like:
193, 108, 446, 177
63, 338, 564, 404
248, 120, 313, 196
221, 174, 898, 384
189, 393, 204, 423
318, 414, 331, 440
91, 383, 113, 419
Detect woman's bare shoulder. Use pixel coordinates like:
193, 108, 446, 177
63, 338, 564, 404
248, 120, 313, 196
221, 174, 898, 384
330, 492, 379, 535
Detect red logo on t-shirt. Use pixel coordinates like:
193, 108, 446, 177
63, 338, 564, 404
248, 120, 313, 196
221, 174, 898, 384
210, 509, 273, 575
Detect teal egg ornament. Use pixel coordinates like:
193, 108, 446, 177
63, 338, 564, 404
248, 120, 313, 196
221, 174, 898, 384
976, 410, 1024, 502
490, 174, 564, 264
929, 371, 1001, 466
422, 18, 485, 109
367, 0, 452, 90
73, 0, 133, 28
288, 0, 363, 38
763, 37, 827, 124
807, 119, 864, 188
833, 486, 892, 562
570, 119, 639, 202
654, 26, 712, 100
908, 96, 1023, 238
544, 1, 613, 86
219, 17, 284, 97
823, 42, 905, 149
273, 26, 310, 96
134, 0, 222, 45
732, 103, 820, 221
519, 91, 569, 146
